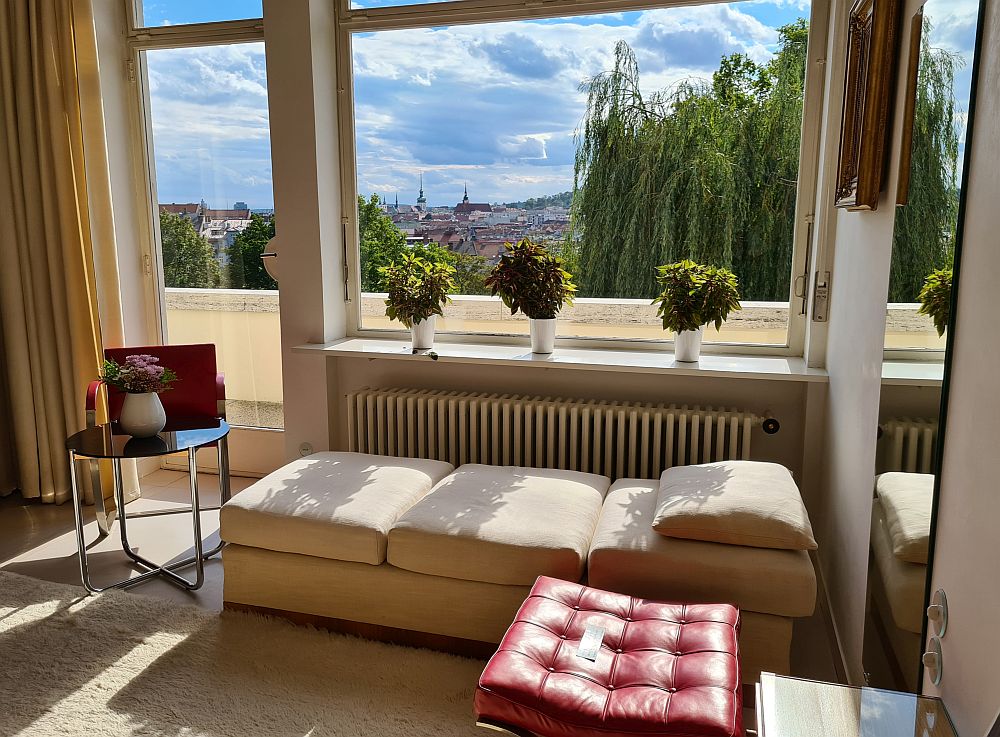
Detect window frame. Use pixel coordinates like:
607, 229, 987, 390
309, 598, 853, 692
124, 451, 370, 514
336, 0, 830, 357
124, 5, 267, 342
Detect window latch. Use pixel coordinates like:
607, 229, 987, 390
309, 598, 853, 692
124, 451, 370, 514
812, 271, 830, 322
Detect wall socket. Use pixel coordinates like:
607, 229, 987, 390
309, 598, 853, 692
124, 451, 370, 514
299, 442, 314, 457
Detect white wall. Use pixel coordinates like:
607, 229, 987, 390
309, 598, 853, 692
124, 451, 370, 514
263, 0, 346, 459
923, 1, 1000, 732
811, 0, 924, 684
91, 0, 159, 346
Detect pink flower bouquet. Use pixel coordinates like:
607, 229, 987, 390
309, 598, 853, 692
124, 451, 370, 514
100, 354, 178, 394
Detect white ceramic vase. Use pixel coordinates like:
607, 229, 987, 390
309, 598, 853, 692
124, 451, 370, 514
411, 316, 436, 350
674, 326, 705, 362
119, 391, 166, 438
529, 318, 557, 354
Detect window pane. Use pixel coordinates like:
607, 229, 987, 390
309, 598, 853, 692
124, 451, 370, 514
885, 0, 976, 352
145, 43, 282, 429
353, 2, 809, 345
139, 0, 262, 27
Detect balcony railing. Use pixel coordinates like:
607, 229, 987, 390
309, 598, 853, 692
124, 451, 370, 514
164, 288, 944, 429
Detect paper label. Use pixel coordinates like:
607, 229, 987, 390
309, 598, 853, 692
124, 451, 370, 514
576, 625, 605, 661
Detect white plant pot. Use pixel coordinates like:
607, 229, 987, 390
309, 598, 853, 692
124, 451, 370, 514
119, 392, 166, 438
674, 326, 705, 362
529, 318, 557, 354
411, 316, 436, 350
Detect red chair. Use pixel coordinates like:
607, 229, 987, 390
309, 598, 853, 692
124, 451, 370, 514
84, 344, 230, 536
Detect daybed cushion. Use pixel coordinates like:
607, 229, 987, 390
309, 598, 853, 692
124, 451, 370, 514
220, 451, 454, 565
388, 464, 610, 586
871, 499, 926, 634
875, 472, 933, 565
590, 479, 816, 618
652, 460, 817, 550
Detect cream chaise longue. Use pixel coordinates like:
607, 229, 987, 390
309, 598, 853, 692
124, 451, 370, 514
219, 453, 817, 683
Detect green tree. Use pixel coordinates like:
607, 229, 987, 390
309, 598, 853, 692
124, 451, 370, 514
571, 23, 809, 300
227, 213, 277, 290
159, 210, 221, 289
451, 252, 491, 295
889, 20, 961, 302
358, 193, 482, 293
359, 194, 408, 292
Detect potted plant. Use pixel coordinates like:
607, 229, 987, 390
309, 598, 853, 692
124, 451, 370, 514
101, 354, 178, 437
484, 238, 577, 354
917, 267, 952, 337
651, 260, 742, 362
381, 253, 456, 350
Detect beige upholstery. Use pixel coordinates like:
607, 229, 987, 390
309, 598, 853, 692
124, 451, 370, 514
875, 472, 933, 564
653, 461, 817, 550
223, 544, 788, 684
739, 611, 794, 682
224, 544, 532, 643
220, 452, 454, 565
389, 464, 610, 585
589, 479, 817, 618
871, 500, 926, 634
869, 561, 922, 692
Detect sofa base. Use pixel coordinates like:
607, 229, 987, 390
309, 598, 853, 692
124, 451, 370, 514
224, 543, 793, 683
224, 600, 501, 659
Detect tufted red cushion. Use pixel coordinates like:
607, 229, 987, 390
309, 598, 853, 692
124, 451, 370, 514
475, 577, 742, 737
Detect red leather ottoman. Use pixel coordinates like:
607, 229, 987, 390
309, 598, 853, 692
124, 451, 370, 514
475, 577, 742, 737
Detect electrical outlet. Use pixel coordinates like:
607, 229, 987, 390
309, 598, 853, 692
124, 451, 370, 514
299, 442, 314, 457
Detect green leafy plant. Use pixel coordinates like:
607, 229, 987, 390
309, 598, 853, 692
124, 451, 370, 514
380, 253, 456, 328
484, 238, 577, 320
651, 260, 742, 333
917, 268, 952, 337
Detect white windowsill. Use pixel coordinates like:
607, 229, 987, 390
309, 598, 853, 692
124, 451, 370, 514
294, 338, 828, 383
881, 360, 944, 387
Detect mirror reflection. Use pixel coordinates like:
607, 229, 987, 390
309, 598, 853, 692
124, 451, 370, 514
866, 0, 979, 692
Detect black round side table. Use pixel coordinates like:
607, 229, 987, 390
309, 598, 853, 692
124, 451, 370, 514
66, 419, 231, 593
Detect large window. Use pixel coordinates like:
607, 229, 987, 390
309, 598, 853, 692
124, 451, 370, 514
348, 1, 816, 349
141, 39, 283, 429
884, 0, 977, 355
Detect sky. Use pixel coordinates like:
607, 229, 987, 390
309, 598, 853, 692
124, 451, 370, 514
144, 0, 981, 211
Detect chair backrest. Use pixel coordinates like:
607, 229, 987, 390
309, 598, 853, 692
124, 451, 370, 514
104, 344, 219, 425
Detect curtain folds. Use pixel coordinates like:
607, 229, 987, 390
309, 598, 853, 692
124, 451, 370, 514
0, 0, 133, 505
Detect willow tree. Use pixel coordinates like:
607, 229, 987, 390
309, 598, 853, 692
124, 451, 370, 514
571, 22, 809, 300
889, 20, 961, 303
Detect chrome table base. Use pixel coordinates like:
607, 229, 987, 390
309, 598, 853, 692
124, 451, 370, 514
67, 437, 231, 593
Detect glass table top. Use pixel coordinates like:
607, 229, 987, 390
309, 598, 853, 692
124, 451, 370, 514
758, 673, 957, 737
66, 420, 229, 459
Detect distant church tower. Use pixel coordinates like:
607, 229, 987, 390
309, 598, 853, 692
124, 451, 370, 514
462, 183, 470, 205
416, 173, 427, 212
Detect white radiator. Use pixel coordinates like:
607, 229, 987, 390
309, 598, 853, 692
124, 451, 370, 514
877, 418, 938, 474
346, 388, 763, 480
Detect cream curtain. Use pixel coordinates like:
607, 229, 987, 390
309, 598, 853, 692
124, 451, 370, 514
0, 0, 134, 506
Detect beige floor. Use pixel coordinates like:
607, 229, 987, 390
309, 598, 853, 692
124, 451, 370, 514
0, 467, 840, 689
0, 469, 256, 610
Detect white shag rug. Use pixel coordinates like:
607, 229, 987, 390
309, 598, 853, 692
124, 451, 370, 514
0, 571, 486, 737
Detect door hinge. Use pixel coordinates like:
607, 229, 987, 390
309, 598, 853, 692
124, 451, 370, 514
812, 271, 830, 322
142, 253, 153, 276
126, 58, 136, 83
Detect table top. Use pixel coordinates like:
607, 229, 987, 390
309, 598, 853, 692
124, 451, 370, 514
66, 420, 229, 459
757, 674, 957, 737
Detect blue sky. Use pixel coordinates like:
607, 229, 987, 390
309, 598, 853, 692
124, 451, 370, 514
144, 0, 979, 211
